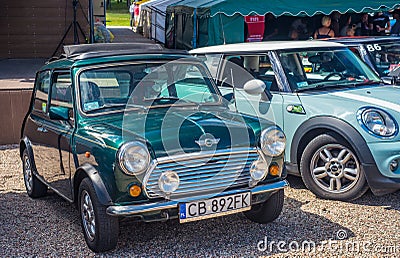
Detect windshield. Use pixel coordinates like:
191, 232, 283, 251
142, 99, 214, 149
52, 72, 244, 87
78, 61, 220, 114
364, 41, 400, 76
277, 48, 380, 91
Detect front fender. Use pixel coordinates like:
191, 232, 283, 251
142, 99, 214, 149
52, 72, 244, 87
74, 163, 113, 206
290, 116, 375, 166
20, 137, 37, 170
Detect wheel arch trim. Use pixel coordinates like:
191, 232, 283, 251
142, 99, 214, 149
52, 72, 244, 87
290, 116, 375, 166
73, 163, 113, 206
20, 137, 38, 172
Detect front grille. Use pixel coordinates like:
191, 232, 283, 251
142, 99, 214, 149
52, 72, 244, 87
144, 148, 259, 198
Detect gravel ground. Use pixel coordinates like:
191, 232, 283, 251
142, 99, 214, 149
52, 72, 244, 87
0, 146, 399, 257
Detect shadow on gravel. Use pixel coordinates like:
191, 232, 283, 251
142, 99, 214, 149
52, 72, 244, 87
0, 191, 92, 257
286, 175, 400, 212
111, 197, 353, 256
286, 175, 307, 189
350, 190, 400, 212
0, 190, 352, 256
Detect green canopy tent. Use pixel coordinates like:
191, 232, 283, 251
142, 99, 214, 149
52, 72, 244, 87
165, 0, 400, 49
165, 0, 244, 49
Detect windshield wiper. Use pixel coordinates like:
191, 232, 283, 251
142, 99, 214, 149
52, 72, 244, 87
145, 96, 181, 102
85, 103, 126, 113
343, 79, 380, 87
295, 83, 349, 92
144, 97, 201, 106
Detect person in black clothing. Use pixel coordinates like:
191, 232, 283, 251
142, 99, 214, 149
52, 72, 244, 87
314, 16, 335, 39
355, 13, 372, 36
390, 9, 400, 36
372, 12, 391, 36
330, 11, 341, 36
263, 13, 279, 40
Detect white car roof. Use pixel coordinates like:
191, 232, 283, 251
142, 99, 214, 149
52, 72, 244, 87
189, 40, 345, 54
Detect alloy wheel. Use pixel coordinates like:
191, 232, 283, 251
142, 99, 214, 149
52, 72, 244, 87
310, 144, 360, 193
23, 155, 33, 192
81, 190, 96, 241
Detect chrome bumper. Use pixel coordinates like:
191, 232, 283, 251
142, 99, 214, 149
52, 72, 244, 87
106, 180, 289, 217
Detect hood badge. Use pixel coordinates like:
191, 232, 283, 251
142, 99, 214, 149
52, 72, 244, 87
195, 133, 220, 148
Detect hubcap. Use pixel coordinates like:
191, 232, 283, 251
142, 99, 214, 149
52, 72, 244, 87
81, 190, 96, 241
23, 155, 33, 192
310, 144, 360, 194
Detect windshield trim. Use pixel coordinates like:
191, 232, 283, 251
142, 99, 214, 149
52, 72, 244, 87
75, 60, 224, 117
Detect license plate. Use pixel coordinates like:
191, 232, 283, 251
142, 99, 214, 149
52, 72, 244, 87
179, 192, 251, 223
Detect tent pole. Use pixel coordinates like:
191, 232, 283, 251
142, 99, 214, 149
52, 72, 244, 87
219, 13, 226, 44
88, 0, 94, 43
192, 8, 197, 48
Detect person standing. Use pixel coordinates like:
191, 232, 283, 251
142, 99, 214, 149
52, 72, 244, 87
134, 3, 140, 27
355, 13, 372, 36
314, 16, 335, 39
390, 9, 400, 36
330, 11, 341, 36
263, 13, 279, 41
372, 12, 391, 36
129, 1, 135, 28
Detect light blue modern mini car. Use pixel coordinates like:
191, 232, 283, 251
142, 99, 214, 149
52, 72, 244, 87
191, 40, 400, 201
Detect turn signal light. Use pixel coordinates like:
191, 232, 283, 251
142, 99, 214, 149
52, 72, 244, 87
129, 185, 142, 197
269, 164, 280, 176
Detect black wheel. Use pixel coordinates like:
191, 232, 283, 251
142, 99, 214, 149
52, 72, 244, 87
300, 133, 368, 201
244, 189, 284, 224
78, 178, 119, 252
22, 149, 47, 198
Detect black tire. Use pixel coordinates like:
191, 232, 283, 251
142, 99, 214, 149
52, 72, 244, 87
22, 149, 47, 198
244, 189, 284, 224
300, 133, 368, 201
78, 178, 119, 252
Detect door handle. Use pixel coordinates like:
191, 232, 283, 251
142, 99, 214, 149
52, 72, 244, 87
37, 127, 48, 133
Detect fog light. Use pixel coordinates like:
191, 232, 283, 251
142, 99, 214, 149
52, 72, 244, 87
158, 171, 180, 194
269, 164, 280, 176
390, 159, 398, 172
250, 160, 268, 181
129, 185, 142, 197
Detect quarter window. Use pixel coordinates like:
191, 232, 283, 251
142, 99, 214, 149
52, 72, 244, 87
33, 70, 51, 113
50, 72, 73, 108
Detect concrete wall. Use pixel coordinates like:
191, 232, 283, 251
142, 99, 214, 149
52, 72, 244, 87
0, 0, 89, 58
0, 89, 32, 145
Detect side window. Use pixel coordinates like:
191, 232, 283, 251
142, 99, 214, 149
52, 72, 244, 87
222, 55, 276, 90
33, 70, 51, 113
50, 72, 72, 108
197, 54, 221, 79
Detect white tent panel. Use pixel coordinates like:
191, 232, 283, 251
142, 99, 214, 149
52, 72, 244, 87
140, 0, 182, 43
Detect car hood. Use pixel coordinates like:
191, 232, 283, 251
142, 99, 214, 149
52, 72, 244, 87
82, 107, 267, 158
298, 85, 400, 136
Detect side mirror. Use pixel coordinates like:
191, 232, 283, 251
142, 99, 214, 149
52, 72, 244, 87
243, 79, 266, 95
49, 106, 70, 121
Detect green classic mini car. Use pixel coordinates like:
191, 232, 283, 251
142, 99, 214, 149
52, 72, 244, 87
20, 44, 287, 252
191, 40, 400, 201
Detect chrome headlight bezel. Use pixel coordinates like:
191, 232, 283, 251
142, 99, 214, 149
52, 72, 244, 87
260, 126, 286, 157
117, 141, 150, 176
357, 107, 398, 138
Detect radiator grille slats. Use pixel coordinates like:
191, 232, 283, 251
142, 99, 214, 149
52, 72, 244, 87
144, 149, 258, 198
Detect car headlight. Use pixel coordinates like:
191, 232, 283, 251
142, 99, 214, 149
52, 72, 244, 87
158, 171, 180, 194
260, 126, 286, 157
118, 141, 150, 175
250, 159, 268, 181
357, 107, 398, 138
